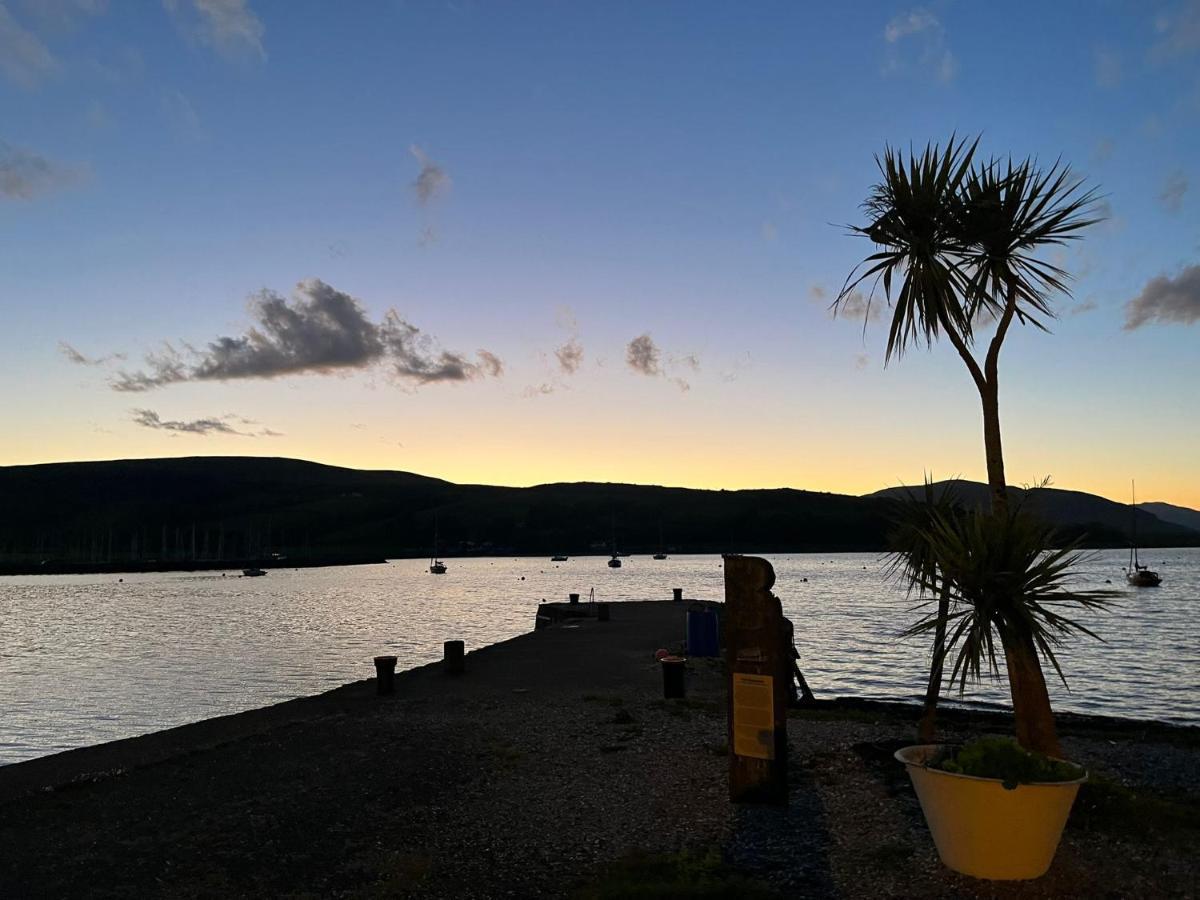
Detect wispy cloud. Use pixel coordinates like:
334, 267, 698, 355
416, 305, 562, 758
1159, 169, 1188, 212
1123, 265, 1200, 329
1151, 1, 1200, 61
111, 278, 503, 391
834, 289, 882, 323
0, 3, 57, 87
1068, 297, 1099, 316
0, 141, 84, 200
410, 144, 450, 206
626, 333, 661, 376
161, 88, 204, 140
1091, 137, 1115, 164
625, 333, 693, 391
883, 7, 957, 82
21, 0, 107, 31
133, 409, 244, 436
59, 341, 125, 365
555, 338, 584, 374
165, 0, 265, 61
1093, 46, 1122, 87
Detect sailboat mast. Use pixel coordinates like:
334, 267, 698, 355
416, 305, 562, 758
1130, 480, 1139, 569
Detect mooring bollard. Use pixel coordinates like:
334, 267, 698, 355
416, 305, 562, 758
597, 602, 610, 621
444, 640, 465, 675
661, 655, 686, 699
672, 587, 683, 602
374, 655, 397, 695
569, 592, 580, 605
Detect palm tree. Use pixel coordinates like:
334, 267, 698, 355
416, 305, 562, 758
901, 507, 1113, 755
838, 137, 1101, 514
886, 478, 961, 742
840, 136, 1103, 754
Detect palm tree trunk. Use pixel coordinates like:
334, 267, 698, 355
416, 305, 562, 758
1003, 632, 1061, 756
980, 380, 1008, 515
917, 583, 950, 742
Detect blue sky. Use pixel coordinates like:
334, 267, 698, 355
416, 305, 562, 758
2, 1, 1198, 505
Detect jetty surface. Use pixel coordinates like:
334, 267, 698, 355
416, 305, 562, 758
1, 601, 1197, 898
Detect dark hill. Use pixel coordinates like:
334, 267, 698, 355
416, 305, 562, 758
869, 481, 1199, 546
1140, 501, 1200, 534
1, 459, 1196, 571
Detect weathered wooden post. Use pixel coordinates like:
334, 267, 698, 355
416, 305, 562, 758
724, 554, 789, 806
444, 640, 465, 675
374, 655, 397, 695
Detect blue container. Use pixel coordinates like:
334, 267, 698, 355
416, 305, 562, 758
686, 605, 720, 657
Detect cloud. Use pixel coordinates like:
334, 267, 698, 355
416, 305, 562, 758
410, 144, 450, 207
20, 0, 107, 31
1068, 298, 1098, 316
854, 353, 871, 370
1091, 138, 1115, 164
1159, 170, 1188, 212
760, 220, 778, 242
672, 352, 700, 372
59, 341, 124, 365
1093, 46, 1122, 87
521, 382, 556, 398
808, 284, 828, 302
555, 338, 584, 374
161, 88, 204, 140
0, 141, 83, 200
831, 289, 882, 323
166, 0, 265, 61
626, 334, 661, 376
111, 278, 502, 391
1123, 265, 1200, 329
1151, 1, 1200, 61
883, 7, 957, 82
0, 3, 57, 87
132, 409, 246, 436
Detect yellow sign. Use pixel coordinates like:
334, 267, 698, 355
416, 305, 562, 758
732, 672, 775, 760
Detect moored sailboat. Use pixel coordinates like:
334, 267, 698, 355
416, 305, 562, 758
1125, 481, 1161, 587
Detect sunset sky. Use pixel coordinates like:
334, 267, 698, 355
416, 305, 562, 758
2, 1, 1198, 506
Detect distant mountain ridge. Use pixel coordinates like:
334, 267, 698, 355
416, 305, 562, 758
0, 458, 1196, 568
868, 480, 1199, 544
1140, 501, 1200, 534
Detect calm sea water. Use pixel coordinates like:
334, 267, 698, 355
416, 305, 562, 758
1, 548, 1197, 765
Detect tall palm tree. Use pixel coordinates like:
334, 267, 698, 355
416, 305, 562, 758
838, 137, 1101, 514
840, 136, 1102, 754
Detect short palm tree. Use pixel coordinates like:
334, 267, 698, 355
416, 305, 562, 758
901, 507, 1113, 755
886, 478, 962, 742
840, 136, 1103, 754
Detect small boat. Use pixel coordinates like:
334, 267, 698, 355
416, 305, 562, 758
607, 512, 621, 567
550, 555, 568, 562
242, 567, 267, 577
653, 521, 668, 560
429, 515, 447, 575
1125, 480, 1161, 587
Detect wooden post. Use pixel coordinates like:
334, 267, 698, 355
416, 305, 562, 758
672, 587, 684, 602
374, 655, 397, 695
444, 640, 465, 675
724, 554, 789, 806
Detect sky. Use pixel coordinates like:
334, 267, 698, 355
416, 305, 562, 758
1, 0, 1198, 507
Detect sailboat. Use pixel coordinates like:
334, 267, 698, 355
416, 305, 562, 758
1125, 481, 1161, 587
607, 512, 622, 568
653, 520, 668, 560
429, 515, 447, 575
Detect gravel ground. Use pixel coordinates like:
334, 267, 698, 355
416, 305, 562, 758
1, 601, 1196, 898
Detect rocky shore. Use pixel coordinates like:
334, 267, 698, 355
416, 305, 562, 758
1, 601, 1196, 898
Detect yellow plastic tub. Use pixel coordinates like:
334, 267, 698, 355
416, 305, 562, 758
895, 744, 1086, 880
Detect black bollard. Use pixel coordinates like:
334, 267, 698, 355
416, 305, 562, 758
672, 587, 684, 602
597, 602, 610, 621
661, 656, 686, 699
374, 655, 397, 695
569, 592, 580, 605
444, 640, 465, 675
